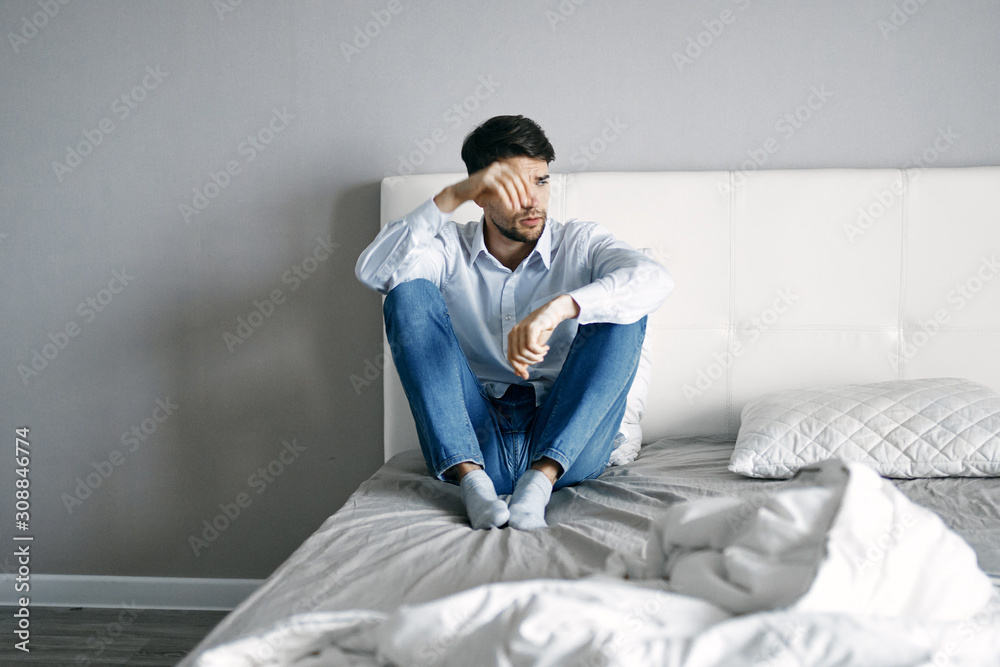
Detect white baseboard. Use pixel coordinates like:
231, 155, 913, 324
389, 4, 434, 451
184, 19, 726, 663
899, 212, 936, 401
0, 574, 264, 610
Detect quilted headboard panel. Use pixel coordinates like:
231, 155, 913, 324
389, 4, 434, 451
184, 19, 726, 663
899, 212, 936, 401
378, 168, 1000, 462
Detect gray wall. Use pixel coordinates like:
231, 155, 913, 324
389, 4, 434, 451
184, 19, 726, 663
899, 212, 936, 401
2, 0, 998, 580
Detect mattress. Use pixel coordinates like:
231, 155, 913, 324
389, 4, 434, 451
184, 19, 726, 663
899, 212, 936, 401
183, 435, 1000, 662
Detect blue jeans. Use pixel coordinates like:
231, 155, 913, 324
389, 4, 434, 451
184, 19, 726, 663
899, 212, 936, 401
383, 279, 646, 495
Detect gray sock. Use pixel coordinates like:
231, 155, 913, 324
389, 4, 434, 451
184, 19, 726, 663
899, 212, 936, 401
508, 469, 552, 530
460, 469, 510, 529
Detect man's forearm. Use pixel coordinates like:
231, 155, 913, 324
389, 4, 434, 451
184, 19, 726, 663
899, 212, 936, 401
567, 258, 673, 325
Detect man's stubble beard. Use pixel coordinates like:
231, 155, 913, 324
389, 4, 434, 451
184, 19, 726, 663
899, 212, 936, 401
487, 206, 547, 243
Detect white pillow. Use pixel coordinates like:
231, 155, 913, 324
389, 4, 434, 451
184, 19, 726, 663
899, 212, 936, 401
729, 377, 1000, 479
608, 248, 659, 467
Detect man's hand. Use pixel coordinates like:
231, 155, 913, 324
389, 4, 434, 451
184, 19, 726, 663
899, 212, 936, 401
508, 295, 581, 380
434, 161, 535, 213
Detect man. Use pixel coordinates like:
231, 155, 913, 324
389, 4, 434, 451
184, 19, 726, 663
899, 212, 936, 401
356, 115, 673, 530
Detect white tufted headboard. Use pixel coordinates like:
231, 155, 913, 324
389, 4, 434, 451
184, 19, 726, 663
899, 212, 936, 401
379, 168, 1000, 462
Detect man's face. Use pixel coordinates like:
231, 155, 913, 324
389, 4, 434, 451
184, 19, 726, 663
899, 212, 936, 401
482, 156, 551, 244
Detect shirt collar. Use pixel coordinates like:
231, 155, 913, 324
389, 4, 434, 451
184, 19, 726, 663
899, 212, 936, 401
533, 219, 553, 269
469, 215, 490, 267
470, 215, 553, 270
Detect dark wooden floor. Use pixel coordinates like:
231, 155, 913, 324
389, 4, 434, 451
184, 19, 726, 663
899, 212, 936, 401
0, 605, 229, 665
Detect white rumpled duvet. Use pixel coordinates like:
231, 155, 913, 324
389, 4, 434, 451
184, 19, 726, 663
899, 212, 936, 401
196, 460, 1000, 667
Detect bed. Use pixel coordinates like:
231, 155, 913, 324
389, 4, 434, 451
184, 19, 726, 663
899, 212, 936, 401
183, 167, 1000, 666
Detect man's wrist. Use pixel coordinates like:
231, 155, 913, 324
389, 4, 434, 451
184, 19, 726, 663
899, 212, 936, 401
556, 294, 581, 320
433, 185, 463, 213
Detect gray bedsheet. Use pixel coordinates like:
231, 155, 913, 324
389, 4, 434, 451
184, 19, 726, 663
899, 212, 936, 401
183, 435, 1000, 663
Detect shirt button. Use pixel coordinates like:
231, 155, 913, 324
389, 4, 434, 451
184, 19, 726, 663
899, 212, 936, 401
504, 315, 511, 321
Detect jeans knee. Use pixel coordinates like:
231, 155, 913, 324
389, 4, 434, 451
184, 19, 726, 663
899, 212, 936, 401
384, 279, 444, 319
385, 278, 438, 305
632, 316, 648, 345
614, 317, 647, 353
384, 279, 449, 344
577, 316, 646, 348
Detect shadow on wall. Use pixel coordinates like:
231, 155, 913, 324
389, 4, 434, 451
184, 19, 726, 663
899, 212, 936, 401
100, 181, 387, 578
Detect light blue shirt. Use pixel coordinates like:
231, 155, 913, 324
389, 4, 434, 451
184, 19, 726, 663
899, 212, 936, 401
356, 197, 674, 406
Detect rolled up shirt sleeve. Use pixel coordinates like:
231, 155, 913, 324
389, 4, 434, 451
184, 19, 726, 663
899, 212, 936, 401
566, 223, 674, 325
355, 197, 450, 294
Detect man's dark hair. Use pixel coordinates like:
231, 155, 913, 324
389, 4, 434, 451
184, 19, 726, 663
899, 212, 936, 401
460, 115, 556, 175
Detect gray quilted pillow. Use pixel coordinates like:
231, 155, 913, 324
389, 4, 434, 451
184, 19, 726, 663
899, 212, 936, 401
729, 378, 1000, 479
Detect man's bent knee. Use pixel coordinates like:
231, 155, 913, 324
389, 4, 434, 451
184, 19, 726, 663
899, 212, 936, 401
384, 279, 454, 356
383, 279, 446, 321
384, 278, 439, 305
573, 316, 646, 351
